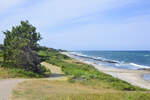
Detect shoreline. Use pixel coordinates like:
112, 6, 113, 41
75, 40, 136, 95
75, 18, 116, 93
62, 52, 150, 89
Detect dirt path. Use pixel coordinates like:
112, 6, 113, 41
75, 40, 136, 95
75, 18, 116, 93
0, 62, 67, 100
41, 62, 68, 81
0, 79, 25, 100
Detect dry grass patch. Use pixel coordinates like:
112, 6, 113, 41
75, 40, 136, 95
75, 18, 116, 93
41, 62, 63, 74
11, 80, 150, 100
0, 67, 12, 78
11, 80, 119, 100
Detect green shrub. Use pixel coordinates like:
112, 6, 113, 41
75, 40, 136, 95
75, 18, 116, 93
0, 51, 3, 65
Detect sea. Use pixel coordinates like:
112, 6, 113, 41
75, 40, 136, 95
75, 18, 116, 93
70, 51, 150, 70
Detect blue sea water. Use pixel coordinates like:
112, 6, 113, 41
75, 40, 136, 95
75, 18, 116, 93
71, 51, 150, 70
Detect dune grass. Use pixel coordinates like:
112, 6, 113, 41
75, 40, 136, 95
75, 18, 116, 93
12, 80, 150, 100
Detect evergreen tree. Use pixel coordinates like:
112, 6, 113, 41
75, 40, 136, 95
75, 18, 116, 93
3, 21, 44, 74
0, 44, 4, 51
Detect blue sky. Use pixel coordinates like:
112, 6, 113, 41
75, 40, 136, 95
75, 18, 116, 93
0, 0, 150, 50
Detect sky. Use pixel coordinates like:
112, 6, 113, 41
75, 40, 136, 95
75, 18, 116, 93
0, 0, 150, 50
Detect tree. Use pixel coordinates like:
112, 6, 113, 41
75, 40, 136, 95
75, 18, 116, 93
0, 44, 4, 51
3, 21, 44, 74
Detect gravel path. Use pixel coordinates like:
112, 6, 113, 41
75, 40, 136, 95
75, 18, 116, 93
41, 62, 67, 81
0, 79, 25, 100
0, 62, 67, 100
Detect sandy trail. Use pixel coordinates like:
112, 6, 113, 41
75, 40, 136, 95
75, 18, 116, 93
41, 62, 67, 81
62, 52, 150, 90
0, 62, 67, 100
0, 79, 25, 100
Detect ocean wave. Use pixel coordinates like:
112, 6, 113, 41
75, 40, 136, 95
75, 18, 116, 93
144, 55, 149, 57
69, 52, 150, 70
130, 63, 150, 69
69, 52, 118, 64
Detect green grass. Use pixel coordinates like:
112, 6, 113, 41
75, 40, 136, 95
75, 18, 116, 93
38, 48, 70, 62
0, 67, 45, 78
38, 49, 147, 91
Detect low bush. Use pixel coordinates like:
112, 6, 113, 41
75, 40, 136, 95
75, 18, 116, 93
0, 51, 3, 65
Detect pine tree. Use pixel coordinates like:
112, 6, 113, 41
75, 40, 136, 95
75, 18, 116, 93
3, 21, 44, 74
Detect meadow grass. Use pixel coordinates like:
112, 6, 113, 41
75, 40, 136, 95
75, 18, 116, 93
0, 67, 46, 78
11, 80, 150, 100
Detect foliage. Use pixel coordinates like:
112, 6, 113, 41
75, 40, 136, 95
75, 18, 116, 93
38, 46, 70, 62
0, 44, 4, 51
0, 51, 3, 65
0, 67, 45, 78
2, 21, 46, 74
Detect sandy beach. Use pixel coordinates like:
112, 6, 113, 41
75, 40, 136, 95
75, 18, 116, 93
62, 52, 150, 89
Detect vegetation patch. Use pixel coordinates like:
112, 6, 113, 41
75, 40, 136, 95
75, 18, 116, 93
0, 67, 45, 78
0, 51, 3, 65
